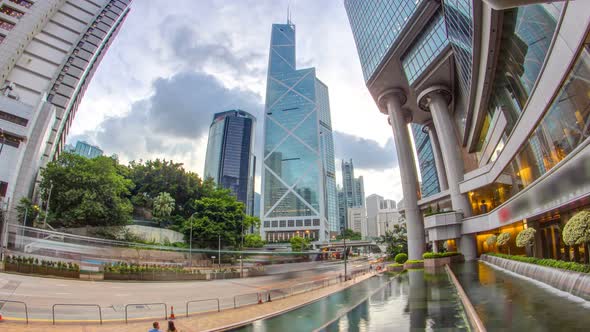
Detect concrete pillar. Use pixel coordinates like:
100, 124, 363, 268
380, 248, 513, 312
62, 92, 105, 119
418, 86, 476, 260
422, 121, 448, 191
378, 89, 425, 260
432, 241, 439, 253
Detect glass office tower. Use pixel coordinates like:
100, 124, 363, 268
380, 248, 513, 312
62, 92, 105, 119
204, 110, 256, 215
261, 22, 335, 242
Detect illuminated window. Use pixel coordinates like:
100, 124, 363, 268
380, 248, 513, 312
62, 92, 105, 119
0, 18, 15, 30
9, 0, 33, 9
0, 5, 24, 19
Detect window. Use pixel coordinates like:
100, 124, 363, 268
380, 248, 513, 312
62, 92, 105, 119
279, 220, 286, 227
288, 220, 294, 227
8, 0, 33, 9
0, 181, 7, 197
296, 220, 303, 227
304, 219, 311, 226
0, 110, 28, 126
271, 220, 278, 227
313, 219, 320, 226
263, 221, 270, 228
0, 18, 15, 30
0, 131, 22, 148
0, 5, 24, 19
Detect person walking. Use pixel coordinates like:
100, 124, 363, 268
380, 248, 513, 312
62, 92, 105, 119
149, 321, 162, 332
167, 320, 179, 332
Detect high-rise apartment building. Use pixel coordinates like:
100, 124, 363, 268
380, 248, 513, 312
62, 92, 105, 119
347, 206, 367, 238
340, 159, 365, 229
67, 140, 103, 159
345, 0, 590, 261
260, 21, 336, 242
0, 0, 132, 217
367, 194, 401, 238
204, 110, 256, 216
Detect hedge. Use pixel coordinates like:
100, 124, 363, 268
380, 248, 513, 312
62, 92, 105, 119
422, 251, 461, 259
405, 260, 424, 264
388, 263, 403, 268
486, 252, 590, 273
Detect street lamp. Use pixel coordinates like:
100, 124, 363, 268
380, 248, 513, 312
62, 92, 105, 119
188, 212, 197, 269
341, 227, 348, 281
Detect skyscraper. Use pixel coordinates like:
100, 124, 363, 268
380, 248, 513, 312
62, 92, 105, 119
69, 141, 103, 159
204, 110, 256, 216
344, 0, 589, 261
260, 21, 336, 242
339, 159, 365, 229
0, 0, 132, 218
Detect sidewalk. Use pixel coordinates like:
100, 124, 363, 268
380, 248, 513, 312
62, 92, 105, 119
0, 272, 377, 331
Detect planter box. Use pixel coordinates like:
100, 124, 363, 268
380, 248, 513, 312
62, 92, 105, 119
80, 272, 104, 281
424, 254, 464, 267
403, 261, 424, 269
4, 263, 79, 278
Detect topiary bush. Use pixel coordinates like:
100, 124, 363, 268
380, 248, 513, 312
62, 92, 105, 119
486, 235, 497, 248
496, 232, 512, 254
394, 253, 408, 264
563, 211, 590, 246
516, 228, 536, 248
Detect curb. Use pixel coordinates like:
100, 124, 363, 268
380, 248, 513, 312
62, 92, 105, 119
444, 264, 486, 332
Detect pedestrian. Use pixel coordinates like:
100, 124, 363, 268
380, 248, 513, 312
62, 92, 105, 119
167, 320, 179, 332
149, 321, 161, 332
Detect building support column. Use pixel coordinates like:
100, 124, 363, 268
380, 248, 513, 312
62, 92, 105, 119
422, 121, 448, 191
418, 86, 476, 260
378, 89, 425, 260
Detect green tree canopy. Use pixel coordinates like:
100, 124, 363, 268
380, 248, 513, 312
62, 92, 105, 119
377, 223, 408, 258
153, 192, 175, 220
40, 153, 133, 228
336, 228, 362, 241
290, 236, 311, 252
244, 234, 265, 248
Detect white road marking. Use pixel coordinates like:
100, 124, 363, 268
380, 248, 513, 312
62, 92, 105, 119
55, 292, 71, 295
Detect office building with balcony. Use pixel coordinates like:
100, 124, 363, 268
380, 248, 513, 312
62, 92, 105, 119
345, 0, 590, 261
260, 21, 337, 242
204, 110, 256, 216
0, 0, 132, 218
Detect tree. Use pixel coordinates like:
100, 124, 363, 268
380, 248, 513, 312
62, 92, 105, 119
16, 198, 40, 225
486, 235, 497, 251
563, 211, 590, 264
336, 228, 362, 241
39, 153, 133, 228
244, 234, 265, 248
377, 223, 408, 258
496, 232, 511, 255
181, 188, 247, 248
516, 228, 536, 255
152, 192, 175, 222
290, 236, 311, 252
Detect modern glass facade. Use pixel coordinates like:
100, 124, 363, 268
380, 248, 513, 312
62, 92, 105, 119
411, 123, 440, 198
344, 0, 423, 82
402, 10, 449, 85
340, 159, 365, 230
469, 32, 590, 215
262, 23, 334, 241
72, 141, 103, 159
204, 110, 256, 215
476, 4, 563, 157
443, 0, 474, 99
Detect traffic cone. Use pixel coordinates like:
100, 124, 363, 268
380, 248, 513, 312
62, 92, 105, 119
257, 293, 263, 304
169, 306, 175, 320
0, 312, 3, 322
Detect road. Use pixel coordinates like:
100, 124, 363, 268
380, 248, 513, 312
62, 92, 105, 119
0, 260, 370, 322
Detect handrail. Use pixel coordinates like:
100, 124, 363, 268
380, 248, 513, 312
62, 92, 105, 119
0, 299, 29, 324
186, 298, 220, 316
234, 291, 265, 308
52, 303, 101, 325
125, 302, 167, 323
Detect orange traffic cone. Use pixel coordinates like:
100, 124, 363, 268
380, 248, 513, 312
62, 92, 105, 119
169, 306, 175, 320
0, 312, 3, 322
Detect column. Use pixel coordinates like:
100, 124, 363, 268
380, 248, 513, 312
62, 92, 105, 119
422, 121, 448, 191
378, 89, 425, 260
418, 86, 476, 260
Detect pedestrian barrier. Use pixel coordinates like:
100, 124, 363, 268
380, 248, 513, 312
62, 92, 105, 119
233, 292, 263, 308
125, 303, 167, 324
52, 304, 102, 325
186, 298, 220, 317
0, 299, 29, 324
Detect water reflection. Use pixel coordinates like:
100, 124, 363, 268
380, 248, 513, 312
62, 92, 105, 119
452, 261, 590, 331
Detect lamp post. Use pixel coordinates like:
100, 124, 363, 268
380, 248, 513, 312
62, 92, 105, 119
188, 212, 197, 269
218, 234, 221, 269
341, 227, 347, 281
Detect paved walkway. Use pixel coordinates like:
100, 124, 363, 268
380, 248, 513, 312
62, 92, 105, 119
0, 272, 377, 331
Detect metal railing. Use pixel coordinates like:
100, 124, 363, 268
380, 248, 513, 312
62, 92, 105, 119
125, 303, 167, 323
0, 299, 29, 324
52, 303, 102, 325
186, 298, 220, 316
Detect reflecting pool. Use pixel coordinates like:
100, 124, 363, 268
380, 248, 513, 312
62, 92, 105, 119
451, 261, 590, 331
231, 269, 470, 331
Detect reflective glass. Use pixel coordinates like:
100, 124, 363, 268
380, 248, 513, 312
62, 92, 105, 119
443, 0, 474, 102
411, 124, 440, 197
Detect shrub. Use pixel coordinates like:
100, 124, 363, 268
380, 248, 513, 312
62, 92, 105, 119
563, 211, 590, 246
405, 259, 424, 264
388, 263, 403, 268
496, 232, 510, 246
422, 251, 460, 259
486, 252, 590, 273
486, 235, 497, 247
394, 253, 408, 264
516, 228, 536, 248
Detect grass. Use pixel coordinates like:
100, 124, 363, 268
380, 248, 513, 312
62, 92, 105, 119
485, 252, 590, 273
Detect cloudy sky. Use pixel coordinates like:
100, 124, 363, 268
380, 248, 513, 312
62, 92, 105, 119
69, 0, 408, 202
